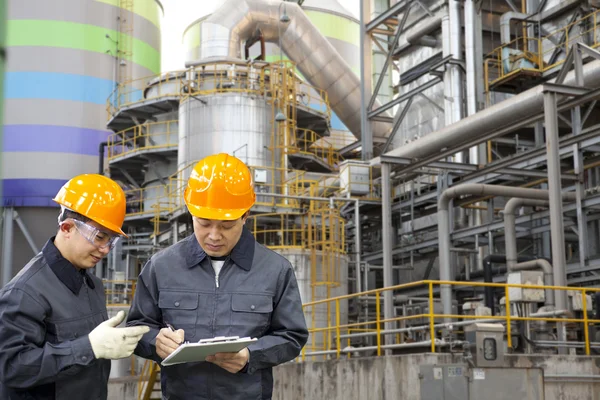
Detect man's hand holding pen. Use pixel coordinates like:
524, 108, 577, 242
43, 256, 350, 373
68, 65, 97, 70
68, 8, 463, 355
156, 323, 185, 360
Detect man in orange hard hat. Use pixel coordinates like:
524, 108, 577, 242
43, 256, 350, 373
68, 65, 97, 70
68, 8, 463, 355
0, 174, 149, 400
127, 153, 308, 400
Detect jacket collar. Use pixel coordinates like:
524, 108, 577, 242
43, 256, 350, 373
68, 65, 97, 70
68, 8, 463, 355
184, 227, 255, 271
42, 237, 95, 294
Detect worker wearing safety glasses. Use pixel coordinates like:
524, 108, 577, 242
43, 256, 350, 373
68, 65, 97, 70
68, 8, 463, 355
0, 174, 149, 400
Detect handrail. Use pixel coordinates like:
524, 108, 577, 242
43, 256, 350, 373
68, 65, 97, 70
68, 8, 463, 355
301, 279, 600, 360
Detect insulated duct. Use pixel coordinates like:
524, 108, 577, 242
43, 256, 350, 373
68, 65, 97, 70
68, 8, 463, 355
195, 0, 391, 141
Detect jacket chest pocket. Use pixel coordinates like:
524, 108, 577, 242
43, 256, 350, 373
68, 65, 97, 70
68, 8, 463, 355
159, 291, 199, 339
231, 293, 273, 336
46, 316, 98, 343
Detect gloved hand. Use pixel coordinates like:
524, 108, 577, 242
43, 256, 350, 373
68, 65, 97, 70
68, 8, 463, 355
88, 310, 150, 360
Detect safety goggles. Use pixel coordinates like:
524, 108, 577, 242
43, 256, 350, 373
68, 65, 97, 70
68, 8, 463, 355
66, 219, 121, 250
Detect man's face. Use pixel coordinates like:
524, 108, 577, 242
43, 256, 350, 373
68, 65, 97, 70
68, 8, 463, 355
193, 214, 247, 257
60, 219, 114, 269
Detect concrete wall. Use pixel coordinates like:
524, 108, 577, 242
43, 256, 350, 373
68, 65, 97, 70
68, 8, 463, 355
272, 354, 600, 400
109, 353, 600, 400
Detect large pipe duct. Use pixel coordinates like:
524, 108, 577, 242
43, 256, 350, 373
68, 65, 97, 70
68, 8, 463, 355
406, 17, 441, 48
197, 0, 391, 141
503, 193, 576, 272
438, 184, 558, 319
372, 56, 600, 165
512, 259, 555, 307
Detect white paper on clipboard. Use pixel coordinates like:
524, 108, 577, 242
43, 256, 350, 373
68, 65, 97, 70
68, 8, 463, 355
161, 336, 258, 367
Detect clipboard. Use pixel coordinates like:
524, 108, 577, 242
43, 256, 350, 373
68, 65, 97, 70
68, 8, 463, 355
161, 336, 258, 366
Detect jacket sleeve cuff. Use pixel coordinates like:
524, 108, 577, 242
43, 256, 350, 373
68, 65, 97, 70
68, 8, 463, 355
70, 336, 95, 366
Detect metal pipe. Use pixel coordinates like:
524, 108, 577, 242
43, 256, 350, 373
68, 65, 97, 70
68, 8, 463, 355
500, 12, 528, 45
544, 92, 568, 349
338, 309, 567, 339
98, 142, 108, 175
405, 17, 441, 47
512, 259, 555, 307
504, 193, 576, 273
449, 0, 464, 128
465, 0, 480, 163
439, 184, 556, 318
1, 208, 14, 287
381, 162, 394, 351
355, 203, 362, 293
500, 0, 582, 45
13, 211, 39, 255
359, 0, 373, 159
303, 339, 464, 357
197, 0, 390, 141
372, 59, 600, 166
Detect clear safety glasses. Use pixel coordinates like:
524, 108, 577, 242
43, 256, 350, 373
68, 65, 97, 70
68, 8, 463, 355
65, 219, 121, 250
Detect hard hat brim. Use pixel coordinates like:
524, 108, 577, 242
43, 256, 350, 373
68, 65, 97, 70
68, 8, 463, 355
187, 203, 250, 221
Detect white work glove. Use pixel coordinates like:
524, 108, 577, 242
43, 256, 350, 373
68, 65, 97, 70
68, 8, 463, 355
88, 310, 150, 360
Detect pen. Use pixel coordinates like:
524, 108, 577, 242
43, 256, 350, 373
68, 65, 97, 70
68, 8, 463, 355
165, 323, 185, 344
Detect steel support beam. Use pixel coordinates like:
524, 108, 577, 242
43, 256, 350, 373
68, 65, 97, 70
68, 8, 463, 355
544, 91, 568, 349
360, 0, 373, 160
13, 211, 39, 255
2, 208, 14, 287
381, 162, 394, 352
368, 78, 442, 118
368, 7, 410, 112
366, 0, 410, 33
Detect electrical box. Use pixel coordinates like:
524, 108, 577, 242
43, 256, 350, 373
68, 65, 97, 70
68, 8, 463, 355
507, 271, 545, 303
339, 160, 370, 196
568, 290, 593, 312
253, 169, 268, 184
465, 323, 505, 367
419, 364, 545, 400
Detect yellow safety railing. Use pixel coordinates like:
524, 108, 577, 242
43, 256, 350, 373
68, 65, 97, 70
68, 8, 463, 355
138, 359, 160, 400
124, 183, 177, 218
103, 279, 136, 306
247, 213, 307, 250
284, 127, 343, 170
300, 280, 600, 361
107, 120, 178, 161
486, 9, 600, 92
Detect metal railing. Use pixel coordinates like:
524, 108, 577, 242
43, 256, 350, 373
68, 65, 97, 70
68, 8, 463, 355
107, 120, 178, 161
107, 60, 331, 122
300, 280, 600, 361
103, 279, 136, 306
124, 183, 177, 218
486, 9, 600, 91
285, 127, 342, 170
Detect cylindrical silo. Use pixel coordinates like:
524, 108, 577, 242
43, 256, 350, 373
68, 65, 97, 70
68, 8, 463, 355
0, 0, 162, 288
181, 0, 364, 150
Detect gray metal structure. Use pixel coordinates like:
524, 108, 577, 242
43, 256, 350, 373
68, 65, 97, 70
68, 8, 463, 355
355, 0, 600, 330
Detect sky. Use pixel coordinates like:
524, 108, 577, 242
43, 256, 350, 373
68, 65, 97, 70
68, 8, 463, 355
159, 0, 360, 72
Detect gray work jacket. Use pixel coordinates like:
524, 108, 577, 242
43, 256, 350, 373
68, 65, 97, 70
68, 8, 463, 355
0, 238, 110, 400
127, 228, 308, 400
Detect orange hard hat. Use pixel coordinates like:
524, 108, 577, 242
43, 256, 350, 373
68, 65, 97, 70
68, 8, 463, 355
53, 174, 127, 236
184, 153, 256, 220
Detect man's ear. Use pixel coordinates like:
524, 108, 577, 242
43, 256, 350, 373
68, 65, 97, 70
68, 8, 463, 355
241, 211, 250, 224
59, 221, 74, 235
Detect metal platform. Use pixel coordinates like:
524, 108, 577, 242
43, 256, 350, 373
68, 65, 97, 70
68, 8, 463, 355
107, 96, 180, 132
